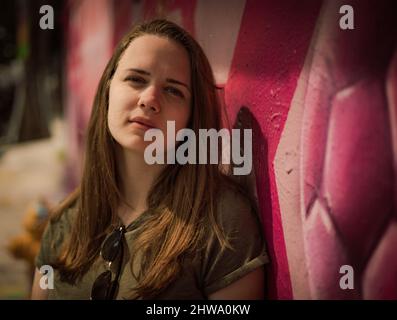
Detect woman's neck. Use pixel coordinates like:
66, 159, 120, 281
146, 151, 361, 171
115, 147, 166, 226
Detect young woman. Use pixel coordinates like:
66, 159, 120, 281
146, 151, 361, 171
31, 19, 268, 300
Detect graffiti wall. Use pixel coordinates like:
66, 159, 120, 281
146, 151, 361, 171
65, 0, 397, 299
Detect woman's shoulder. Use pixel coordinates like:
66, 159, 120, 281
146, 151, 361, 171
35, 198, 78, 268
199, 179, 268, 296
215, 180, 260, 231
48, 202, 77, 232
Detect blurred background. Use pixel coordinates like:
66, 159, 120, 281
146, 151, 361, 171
0, 0, 66, 298
0, 0, 396, 299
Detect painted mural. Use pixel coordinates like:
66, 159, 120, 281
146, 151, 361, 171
65, 0, 397, 299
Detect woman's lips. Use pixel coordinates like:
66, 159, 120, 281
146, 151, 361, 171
128, 120, 154, 130
127, 117, 160, 132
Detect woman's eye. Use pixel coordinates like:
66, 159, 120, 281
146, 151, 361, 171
165, 86, 184, 98
126, 76, 146, 84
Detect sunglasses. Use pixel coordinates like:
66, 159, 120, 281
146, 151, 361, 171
90, 226, 126, 300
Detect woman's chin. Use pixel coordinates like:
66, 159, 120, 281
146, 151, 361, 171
117, 137, 149, 154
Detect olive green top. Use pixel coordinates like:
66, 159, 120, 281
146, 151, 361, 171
35, 188, 269, 299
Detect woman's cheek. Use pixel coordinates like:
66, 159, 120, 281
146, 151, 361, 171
107, 107, 123, 135
178, 106, 191, 129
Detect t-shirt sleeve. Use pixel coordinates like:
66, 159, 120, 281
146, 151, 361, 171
35, 209, 72, 269
201, 189, 269, 296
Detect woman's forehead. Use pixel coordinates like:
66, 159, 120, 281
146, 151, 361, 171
117, 34, 191, 80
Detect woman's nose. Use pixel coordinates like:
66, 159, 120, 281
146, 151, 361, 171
137, 85, 161, 113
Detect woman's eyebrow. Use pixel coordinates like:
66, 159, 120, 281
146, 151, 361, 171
127, 68, 150, 76
127, 68, 190, 92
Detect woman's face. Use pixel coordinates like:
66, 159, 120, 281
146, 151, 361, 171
108, 34, 192, 154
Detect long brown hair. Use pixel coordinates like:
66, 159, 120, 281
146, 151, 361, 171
51, 19, 249, 299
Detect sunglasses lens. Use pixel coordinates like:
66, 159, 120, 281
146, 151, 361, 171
91, 227, 125, 300
101, 228, 123, 262
91, 270, 112, 300
107, 279, 120, 300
